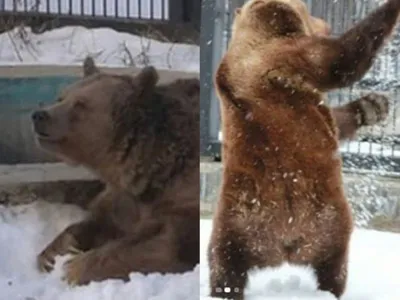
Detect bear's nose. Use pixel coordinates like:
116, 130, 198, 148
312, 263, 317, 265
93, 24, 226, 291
31, 110, 50, 122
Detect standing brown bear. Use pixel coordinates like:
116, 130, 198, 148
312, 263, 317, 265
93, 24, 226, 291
32, 58, 200, 285
209, 0, 400, 299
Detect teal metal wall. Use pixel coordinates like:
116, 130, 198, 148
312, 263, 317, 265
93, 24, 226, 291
0, 76, 78, 164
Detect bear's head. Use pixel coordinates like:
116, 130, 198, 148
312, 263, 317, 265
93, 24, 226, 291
31, 57, 159, 168
232, 0, 330, 39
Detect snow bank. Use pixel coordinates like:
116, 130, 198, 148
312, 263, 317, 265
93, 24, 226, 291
200, 219, 400, 300
0, 202, 199, 300
0, 26, 199, 72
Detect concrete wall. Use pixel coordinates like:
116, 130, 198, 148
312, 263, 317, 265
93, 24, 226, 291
0, 65, 199, 79
0, 163, 99, 207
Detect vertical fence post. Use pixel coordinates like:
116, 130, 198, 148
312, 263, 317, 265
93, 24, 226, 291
208, 0, 226, 151
169, 0, 184, 22
186, 0, 201, 29
200, 0, 227, 157
200, 0, 213, 156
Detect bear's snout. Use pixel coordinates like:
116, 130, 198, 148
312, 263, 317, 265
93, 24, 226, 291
32, 110, 51, 136
32, 110, 50, 123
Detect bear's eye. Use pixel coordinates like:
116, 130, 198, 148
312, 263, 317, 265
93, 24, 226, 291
74, 100, 87, 110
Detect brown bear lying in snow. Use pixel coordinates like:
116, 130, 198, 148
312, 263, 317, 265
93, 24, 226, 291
208, 0, 398, 299
31, 57, 200, 285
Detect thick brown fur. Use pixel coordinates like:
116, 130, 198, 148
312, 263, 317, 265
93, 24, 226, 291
268, 71, 390, 140
31, 57, 199, 285
209, 0, 400, 299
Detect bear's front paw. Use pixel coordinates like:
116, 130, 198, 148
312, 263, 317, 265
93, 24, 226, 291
63, 252, 91, 286
37, 234, 82, 273
356, 92, 390, 126
62, 250, 103, 286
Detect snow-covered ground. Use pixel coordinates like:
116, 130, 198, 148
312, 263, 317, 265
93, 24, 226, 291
200, 219, 400, 300
0, 26, 199, 72
0, 201, 199, 300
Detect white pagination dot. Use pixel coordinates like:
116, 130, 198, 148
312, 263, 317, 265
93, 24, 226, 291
215, 287, 222, 293
224, 287, 231, 293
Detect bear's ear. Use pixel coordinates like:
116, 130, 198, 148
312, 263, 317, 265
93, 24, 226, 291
258, 1, 305, 36
235, 8, 242, 16
83, 56, 100, 77
133, 66, 159, 97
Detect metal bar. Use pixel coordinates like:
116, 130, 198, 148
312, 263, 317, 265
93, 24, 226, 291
150, 0, 154, 20
168, 0, 183, 22
207, 0, 229, 144
200, 0, 215, 156
138, 0, 141, 19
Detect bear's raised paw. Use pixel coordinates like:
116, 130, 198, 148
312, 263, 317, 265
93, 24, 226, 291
354, 92, 390, 126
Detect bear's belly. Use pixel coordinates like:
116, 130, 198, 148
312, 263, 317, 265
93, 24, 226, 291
222, 170, 351, 265
230, 193, 350, 266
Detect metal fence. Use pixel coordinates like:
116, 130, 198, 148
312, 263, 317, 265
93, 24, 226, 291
200, 0, 400, 173
0, 0, 201, 38
0, 0, 188, 22
1, 0, 170, 20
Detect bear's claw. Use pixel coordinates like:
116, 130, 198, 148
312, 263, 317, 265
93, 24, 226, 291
37, 251, 56, 273
36, 233, 82, 273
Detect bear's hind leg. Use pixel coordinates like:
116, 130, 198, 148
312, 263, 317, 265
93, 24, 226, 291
313, 247, 349, 299
208, 234, 249, 300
